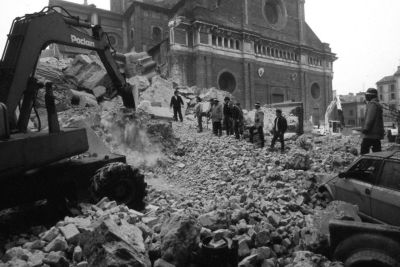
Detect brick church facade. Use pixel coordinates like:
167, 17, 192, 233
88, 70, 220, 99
49, 0, 336, 122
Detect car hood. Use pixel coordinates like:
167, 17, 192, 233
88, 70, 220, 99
318, 174, 340, 186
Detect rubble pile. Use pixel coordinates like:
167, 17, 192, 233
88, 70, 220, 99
5, 53, 363, 266
35, 57, 74, 111
139, 76, 175, 108
58, 98, 178, 167
0, 198, 159, 267
35, 54, 114, 111
1, 113, 360, 266
62, 54, 112, 93
139, 123, 357, 266
197, 87, 235, 103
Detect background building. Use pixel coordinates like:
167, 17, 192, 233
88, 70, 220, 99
377, 66, 400, 123
338, 92, 365, 127
49, 0, 336, 122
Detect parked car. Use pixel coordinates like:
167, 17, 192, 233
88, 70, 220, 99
319, 150, 400, 225
319, 150, 400, 267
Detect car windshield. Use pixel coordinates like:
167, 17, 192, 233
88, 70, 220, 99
348, 158, 382, 184
378, 161, 400, 190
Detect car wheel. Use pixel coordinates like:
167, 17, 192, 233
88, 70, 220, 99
321, 190, 333, 202
333, 234, 400, 267
345, 249, 398, 267
90, 162, 147, 211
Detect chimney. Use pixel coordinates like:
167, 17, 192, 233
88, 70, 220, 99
84, 0, 88, 5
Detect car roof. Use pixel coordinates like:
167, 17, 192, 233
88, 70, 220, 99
363, 150, 400, 160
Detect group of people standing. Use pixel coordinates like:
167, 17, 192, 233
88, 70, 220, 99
204, 97, 244, 139
193, 97, 245, 139
174, 87, 387, 155
194, 97, 288, 151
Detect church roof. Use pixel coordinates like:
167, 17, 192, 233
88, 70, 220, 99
377, 75, 395, 84
304, 23, 324, 51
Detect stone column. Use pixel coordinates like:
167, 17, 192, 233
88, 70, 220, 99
195, 54, 205, 89
248, 62, 255, 107
243, 61, 250, 108
206, 56, 213, 88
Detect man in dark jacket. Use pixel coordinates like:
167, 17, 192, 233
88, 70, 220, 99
270, 109, 288, 152
170, 90, 184, 122
223, 97, 234, 136
361, 88, 384, 154
232, 102, 244, 139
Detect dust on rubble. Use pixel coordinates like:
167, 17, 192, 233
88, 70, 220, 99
59, 99, 178, 168
2, 54, 369, 266
1, 115, 362, 267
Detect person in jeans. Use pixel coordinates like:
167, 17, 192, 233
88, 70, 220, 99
360, 88, 384, 154
270, 109, 288, 152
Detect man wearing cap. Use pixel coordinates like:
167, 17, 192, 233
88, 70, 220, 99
270, 109, 288, 152
249, 102, 265, 148
360, 88, 384, 154
232, 102, 244, 139
170, 90, 184, 122
211, 98, 223, 136
223, 97, 234, 136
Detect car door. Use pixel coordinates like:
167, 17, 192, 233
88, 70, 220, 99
370, 160, 400, 225
333, 158, 382, 217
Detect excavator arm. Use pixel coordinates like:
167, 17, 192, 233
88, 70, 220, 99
0, 8, 135, 177
0, 8, 134, 133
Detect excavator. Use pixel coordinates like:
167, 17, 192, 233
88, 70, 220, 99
0, 7, 147, 211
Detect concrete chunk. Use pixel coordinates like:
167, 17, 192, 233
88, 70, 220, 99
59, 224, 80, 243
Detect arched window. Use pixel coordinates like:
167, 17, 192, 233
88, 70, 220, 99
311, 83, 321, 99
218, 71, 236, 93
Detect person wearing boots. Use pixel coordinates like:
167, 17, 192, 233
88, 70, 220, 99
211, 99, 223, 136
360, 88, 384, 154
270, 109, 288, 152
249, 102, 265, 148
170, 90, 184, 122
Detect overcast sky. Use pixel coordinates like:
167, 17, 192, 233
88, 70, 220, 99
0, 0, 399, 95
